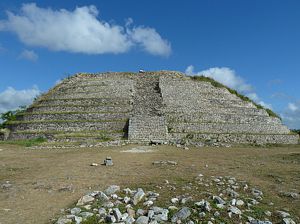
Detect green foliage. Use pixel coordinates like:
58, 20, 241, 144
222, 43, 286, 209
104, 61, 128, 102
191, 75, 281, 119
291, 129, 300, 135
81, 215, 98, 224
0, 137, 47, 147
6, 119, 127, 125
0, 106, 27, 128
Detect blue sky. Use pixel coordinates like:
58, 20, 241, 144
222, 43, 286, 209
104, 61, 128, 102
0, 0, 299, 128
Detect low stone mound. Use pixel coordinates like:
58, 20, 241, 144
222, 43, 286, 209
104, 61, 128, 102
54, 174, 298, 224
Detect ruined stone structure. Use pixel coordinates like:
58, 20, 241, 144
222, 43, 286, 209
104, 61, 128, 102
7, 71, 299, 145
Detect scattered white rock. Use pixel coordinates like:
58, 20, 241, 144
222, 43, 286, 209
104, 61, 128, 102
104, 185, 120, 196
276, 210, 291, 218
283, 217, 296, 224
171, 198, 179, 204
76, 195, 94, 206
70, 207, 81, 215
133, 188, 145, 205
171, 207, 191, 223
135, 216, 149, 224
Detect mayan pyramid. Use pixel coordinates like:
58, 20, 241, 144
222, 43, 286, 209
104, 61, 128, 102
7, 71, 299, 145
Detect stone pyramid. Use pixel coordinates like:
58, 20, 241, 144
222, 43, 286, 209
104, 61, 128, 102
7, 71, 299, 145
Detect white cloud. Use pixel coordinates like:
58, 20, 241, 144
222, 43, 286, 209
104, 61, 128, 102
288, 103, 298, 112
282, 102, 300, 129
129, 27, 171, 57
246, 93, 272, 109
18, 49, 38, 61
0, 86, 40, 113
0, 3, 171, 56
185, 65, 252, 92
185, 65, 273, 109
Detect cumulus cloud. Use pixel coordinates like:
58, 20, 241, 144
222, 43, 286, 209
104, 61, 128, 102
0, 3, 171, 56
129, 27, 171, 57
0, 86, 40, 113
282, 101, 300, 129
288, 103, 298, 112
18, 49, 38, 61
185, 65, 272, 109
185, 66, 252, 92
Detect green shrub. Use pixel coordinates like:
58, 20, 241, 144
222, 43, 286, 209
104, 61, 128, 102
291, 129, 300, 135
0, 106, 27, 128
191, 76, 281, 119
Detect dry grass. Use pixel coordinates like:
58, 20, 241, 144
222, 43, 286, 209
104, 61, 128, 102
0, 144, 299, 224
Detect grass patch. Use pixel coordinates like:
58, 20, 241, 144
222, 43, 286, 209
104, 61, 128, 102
14, 130, 124, 134
81, 215, 99, 224
17, 111, 130, 115
0, 137, 47, 147
7, 119, 128, 125
30, 104, 131, 108
191, 76, 281, 119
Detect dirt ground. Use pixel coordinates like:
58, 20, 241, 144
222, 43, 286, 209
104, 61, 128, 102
0, 144, 299, 224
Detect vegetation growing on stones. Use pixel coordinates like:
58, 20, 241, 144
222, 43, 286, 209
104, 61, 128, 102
0, 136, 46, 147
291, 129, 300, 135
191, 76, 281, 119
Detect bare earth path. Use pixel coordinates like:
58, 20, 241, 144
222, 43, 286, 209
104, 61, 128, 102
0, 144, 299, 224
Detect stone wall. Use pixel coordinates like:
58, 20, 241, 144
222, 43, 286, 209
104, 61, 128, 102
159, 75, 298, 145
8, 73, 134, 142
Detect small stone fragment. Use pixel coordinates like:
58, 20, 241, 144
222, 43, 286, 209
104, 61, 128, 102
136, 209, 146, 216
70, 207, 81, 215
135, 216, 149, 224
276, 210, 291, 218
283, 218, 296, 224
102, 201, 114, 208
264, 211, 272, 217
279, 191, 300, 199
199, 212, 206, 218
125, 216, 135, 224
213, 196, 226, 205
133, 188, 145, 205
252, 188, 263, 198
98, 208, 106, 217
228, 206, 242, 216
214, 211, 220, 217
104, 185, 120, 195
124, 196, 131, 204
171, 207, 191, 223
250, 220, 273, 224
80, 212, 94, 219
74, 216, 82, 224
103, 157, 113, 166
127, 208, 136, 218
171, 198, 179, 204
56, 218, 72, 224
195, 200, 211, 212
105, 214, 116, 223
76, 195, 94, 206
143, 200, 153, 207
236, 199, 244, 206
112, 208, 122, 222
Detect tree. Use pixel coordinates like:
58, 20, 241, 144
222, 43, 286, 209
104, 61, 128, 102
0, 106, 27, 128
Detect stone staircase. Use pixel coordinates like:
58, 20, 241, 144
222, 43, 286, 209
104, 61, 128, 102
128, 74, 168, 143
